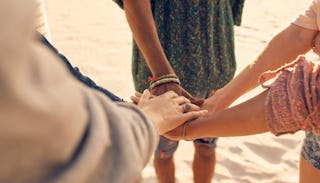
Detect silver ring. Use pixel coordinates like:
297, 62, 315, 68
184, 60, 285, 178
183, 103, 191, 113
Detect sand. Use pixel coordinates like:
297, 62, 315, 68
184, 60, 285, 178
45, 0, 317, 182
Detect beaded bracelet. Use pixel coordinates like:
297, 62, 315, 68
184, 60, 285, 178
149, 77, 181, 90
149, 74, 179, 85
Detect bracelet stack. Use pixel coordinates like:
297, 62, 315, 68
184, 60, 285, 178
149, 74, 181, 90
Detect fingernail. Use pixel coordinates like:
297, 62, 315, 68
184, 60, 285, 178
210, 90, 216, 96
143, 89, 149, 95
201, 110, 208, 114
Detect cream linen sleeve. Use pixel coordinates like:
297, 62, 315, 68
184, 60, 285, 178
0, 1, 157, 183
293, 0, 320, 30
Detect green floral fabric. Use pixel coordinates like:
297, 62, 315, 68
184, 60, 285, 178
113, 0, 245, 96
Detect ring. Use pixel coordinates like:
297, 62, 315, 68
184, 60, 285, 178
183, 103, 191, 113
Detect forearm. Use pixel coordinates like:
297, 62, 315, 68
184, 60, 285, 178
187, 92, 269, 139
219, 24, 317, 105
122, 0, 174, 76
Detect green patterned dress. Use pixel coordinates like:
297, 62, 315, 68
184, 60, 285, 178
114, 0, 245, 96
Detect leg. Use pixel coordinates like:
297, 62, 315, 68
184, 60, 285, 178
299, 132, 320, 183
154, 136, 179, 183
154, 156, 175, 183
299, 156, 320, 183
193, 138, 217, 183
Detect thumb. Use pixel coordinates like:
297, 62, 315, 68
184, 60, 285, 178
141, 89, 151, 101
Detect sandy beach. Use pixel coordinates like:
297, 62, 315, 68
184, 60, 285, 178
45, 0, 317, 182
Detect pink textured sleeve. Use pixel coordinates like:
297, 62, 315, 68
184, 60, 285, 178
260, 57, 320, 136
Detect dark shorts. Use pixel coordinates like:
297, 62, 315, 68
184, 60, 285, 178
301, 132, 320, 170
155, 136, 217, 158
155, 92, 218, 158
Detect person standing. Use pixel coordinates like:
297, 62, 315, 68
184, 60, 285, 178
200, 0, 320, 182
112, 0, 245, 182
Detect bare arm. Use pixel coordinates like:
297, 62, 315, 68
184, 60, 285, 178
122, 0, 174, 77
121, 0, 203, 105
204, 24, 318, 111
187, 92, 269, 139
164, 91, 269, 140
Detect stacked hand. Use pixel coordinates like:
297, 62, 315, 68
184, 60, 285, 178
200, 89, 233, 113
150, 82, 204, 106
164, 88, 234, 140
148, 82, 205, 138
131, 90, 208, 135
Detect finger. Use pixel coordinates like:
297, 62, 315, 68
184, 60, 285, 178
181, 103, 191, 113
163, 90, 179, 98
149, 93, 157, 99
135, 92, 142, 97
181, 103, 200, 113
130, 96, 140, 104
210, 89, 216, 96
140, 89, 151, 102
139, 91, 156, 98
181, 110, 208, 121
174, 96, 190, 105
188, 103, 201, 111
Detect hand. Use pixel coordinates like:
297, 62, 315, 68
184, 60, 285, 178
201, 89, 233, 113
150, 82, 204, 106
131, 91, 155, 104
137, 90, 208, 134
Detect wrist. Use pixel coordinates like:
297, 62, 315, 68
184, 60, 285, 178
142, 108, 163, 134
214, 87, 238, 107
183, 121, 200, 141
149, 61, 175, 77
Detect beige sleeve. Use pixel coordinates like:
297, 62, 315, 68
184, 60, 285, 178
292, 0, 319, 30
87, 95, 158, 183
0, 1, 157, 182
